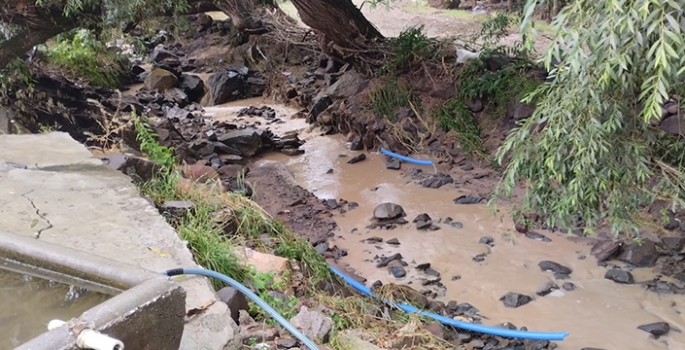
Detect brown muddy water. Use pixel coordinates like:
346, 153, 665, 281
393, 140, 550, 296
207, 101, 685, 350
0, 265, 111, 349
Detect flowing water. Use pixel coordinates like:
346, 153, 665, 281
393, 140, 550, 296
0, 265, 111, 349
205, 101, 685, 350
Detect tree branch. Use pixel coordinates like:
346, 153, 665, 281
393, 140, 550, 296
0, 25, 75, 68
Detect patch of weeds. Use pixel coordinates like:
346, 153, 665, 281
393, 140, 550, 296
247, 266, 298, 325
370, 77, 421, 122
132, 112, 177, 169
46, 29, 129, 89
274, 233, 332, 285
434, 98, 484, 158
387, 26, 437, 72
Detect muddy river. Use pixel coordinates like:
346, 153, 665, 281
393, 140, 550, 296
207, 99, 685, 350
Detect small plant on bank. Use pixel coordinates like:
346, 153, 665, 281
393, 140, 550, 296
370, 77, 421, 122
387, 26, 437, 72
131, 112, 177, 170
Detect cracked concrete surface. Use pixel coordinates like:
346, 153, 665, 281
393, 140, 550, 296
0, 132, 240, 350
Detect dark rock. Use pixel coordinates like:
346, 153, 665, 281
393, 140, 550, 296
591, 240, 621, 262
217, 286, 249, 324
424, 268, 440, 277
604, 269, 634, 284
416, 263, 431, 270
515, 222, 528, 233
101, 154, 162, 183
208, 70, 245, 105
390, 266, 407, 278
179, 74, 206, 103
347, 202, 359, 210
455, 302, 479, 316
416, 220, 432, 230
144, 68, 178, 91
150, 46, 178, 62
373, 203, 406, 220
662, 236, 685, 251
637, 322, 670, 338
554, 272, 571, 280
246, 76, 267, 97
472, 253, 487, 262
160, 200, 194, 216
663, 218, 680, 230
376, 253, 403, 268
325, 70, 368, 98
451, 275, 461, 281
538, 261, 572, 275
364, 236, 383, 244
323, 198, 338, 209
311, 95, 332, 119
347, 153, 366, 164
460, 164, 474, 171
350, 136, 364, 151
536, 281, 559, 296
479, 236, 494, 245
421, 173, 454, 189
275, 337, 298, 349
524, 231, 552, 242
413, 213, 432, 223
525, 340, 550, 350
618, 240, 659, 267
315, 242, 329, 255
453, 195, 483, 204
660, 114, 685, 136
216, 128, 262, 158
562, 282, 576, 291
387, 238, 400, 245
371, 280, 383, 289
500, 292, 533, 308
513, 102, 536, 120
386, 158, 401, 170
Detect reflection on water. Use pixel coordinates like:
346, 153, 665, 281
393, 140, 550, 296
0, 269, 111, 349
258, 135, 685, 350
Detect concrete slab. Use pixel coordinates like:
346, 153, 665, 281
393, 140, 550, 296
0, 132, 240, 350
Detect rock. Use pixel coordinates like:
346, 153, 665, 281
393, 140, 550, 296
591, 240, 621, 262
421, 173, 454, 189
217, 287, 249, 325
515, 222, 528, 233
637, 322, 670, 338
311, 95, 332, 119
182, 163, 219, 182
217, 128, 262, 158
376, 253, 403, 268
209, 70, 245, 105
453, 195, 483, 204
538, 261, 572, 275
101, 154, 163, 183
166, 88, 189, 106
479, 236, 494, 245
275, 338, 298, 349
196, 12, 213, 29
239, 310, 278, 344
536, 281, 559, 296
500, 292, 533, 308
289, 306, 333, 342
617, 240, 658, 267
325, 71, 368, 98
323, 198, 338, 209
604, 269, 634, 284
390, 265, 407, 278
662, 236, 685, 251
180, 74, 206, 103
150, 46, 178, 62
660, 114, 685, 136
350, 136, 363, 151
525, 340, 550, 350
524, 231, 552, 242
144, 68, 179, 91
347, 153, 366, 164
160, 200, 194, 216
424, 323, 445, 339
364, 236, 383, 244
373, 203, 406, 220
386, 158, 401, 170
455, 302, 478, 316
386, 238, 400, 245
562, 282, 576, 291
424, 268, 440, 277
513, 102, 536, 120
337, 332, 383, 350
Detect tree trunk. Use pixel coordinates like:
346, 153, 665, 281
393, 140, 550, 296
0, 26, 76, 68
290, 0, 383, 51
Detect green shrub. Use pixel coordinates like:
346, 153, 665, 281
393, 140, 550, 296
370, 77, 421, 121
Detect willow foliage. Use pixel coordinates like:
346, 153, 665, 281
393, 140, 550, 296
492, 0, 685, 236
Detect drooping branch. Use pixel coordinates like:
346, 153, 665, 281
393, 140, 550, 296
0, 25, 77, 68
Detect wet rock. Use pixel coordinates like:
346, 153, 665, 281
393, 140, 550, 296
525, 340, 550, 350
160, 200, 194, 216
538, 261, 572, 275
618, 240, 659, 267
455, 302, 479, 316
421, 173, 454, 189
413, 213, 434, 230
209, 69, 245, 105
179, 74, 206, 103
325, 70, 368, 98
479, 236, 494, 246
347, 202, 359, 210
515, 222, 528, 233
217, 286, 249, 324
500, 292, 533, 308
662, 236, 685, 251
460, 163, 474, 171
364, 236, 383, 244
275, 337, 298, 349
562, 282, 576, 291
373, 203, 406, 220
350, 136, 363, 151
416, 263, 431, 271
376, 253, 403, 268
424, 268, 440, 277
311, 95, 332, 119
347, 153, 366, 164
524, 231, 552, 242
323, 198, 338, 209
536, 281, 559, 297
239, 310, 278, 343
150, 46, 178, 62
591, 240, 621, 262
390, 265, 407, 278
472, 253, 487, 262
145, 68, 179, 91
637, 322, 670, 338
102, 154, 162, 183
289, 306, 332, 342
604, 268, 634, 284
217, 128, 262, 158
387, 238, 400, 245
453, 195, 483, 204
386, 158, 401, 170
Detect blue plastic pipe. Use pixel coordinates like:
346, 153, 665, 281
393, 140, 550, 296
328, 265, 569, 341
380, 147, 434, 165
163, 268, 320, 350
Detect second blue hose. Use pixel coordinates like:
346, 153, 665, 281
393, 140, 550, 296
380, 147, 434, 165
328, 265, 568, 341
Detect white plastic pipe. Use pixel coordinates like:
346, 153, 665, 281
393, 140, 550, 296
47, 319, 125, 350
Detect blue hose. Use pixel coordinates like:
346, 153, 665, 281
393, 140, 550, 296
328, 265, 569, 341
381, 147, 434, 165
163, 268, 320, 350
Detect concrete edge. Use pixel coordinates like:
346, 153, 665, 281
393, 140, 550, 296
0, 231, 159, 290
14, 277, 186, 350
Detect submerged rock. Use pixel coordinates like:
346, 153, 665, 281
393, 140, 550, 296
618, 240, 659, 267
637, 322, 670, 338
604, 269, 634, 284
389, 265, 407, 278
500, 292, 533, 308
453, 195, 483, 204
373, 203, 406, 220
421, 173, 453, 189
347, 153, 366, 164
524, 231, 552, 242
538, 261, 572, 275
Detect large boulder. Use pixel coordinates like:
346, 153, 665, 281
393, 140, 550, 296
325, 71, 368, 99
208, 70, 246, 105
373, 203, 406, 220
217, 128, 263, 158
145, 68, 179, 91
180, 74, 206, 103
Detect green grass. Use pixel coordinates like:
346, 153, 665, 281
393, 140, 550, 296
370, 77, 422, 121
